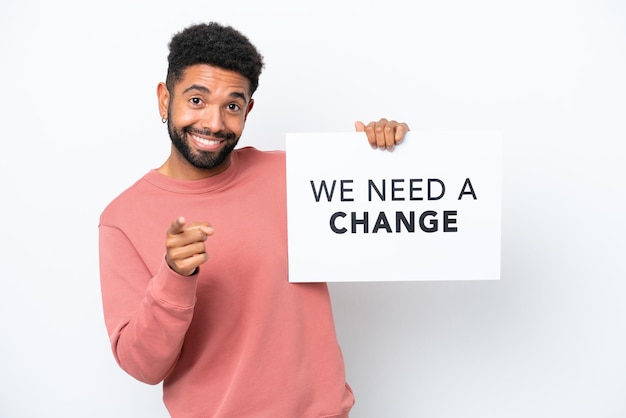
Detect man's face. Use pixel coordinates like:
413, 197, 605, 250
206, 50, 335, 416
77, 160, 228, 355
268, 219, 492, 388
159, 64, 253, 175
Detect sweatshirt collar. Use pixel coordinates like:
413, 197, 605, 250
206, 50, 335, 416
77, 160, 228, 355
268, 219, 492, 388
143, 150, 240, 194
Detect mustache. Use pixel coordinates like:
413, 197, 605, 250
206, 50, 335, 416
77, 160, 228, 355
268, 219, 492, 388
184, 126, 236, 141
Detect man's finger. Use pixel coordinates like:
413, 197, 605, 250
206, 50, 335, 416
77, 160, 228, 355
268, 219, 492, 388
375, 123, 388, 149
187, 222, 215, 237
167, 216, 186, 236
394, 122, 410, 145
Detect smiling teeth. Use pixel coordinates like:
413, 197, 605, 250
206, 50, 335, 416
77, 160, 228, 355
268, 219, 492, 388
192, 135, 220, 146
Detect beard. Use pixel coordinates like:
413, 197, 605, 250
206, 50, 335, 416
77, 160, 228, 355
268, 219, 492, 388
167, 121, 239, 170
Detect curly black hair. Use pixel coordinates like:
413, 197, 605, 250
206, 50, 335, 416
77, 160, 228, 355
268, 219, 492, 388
165, 22, 265, 96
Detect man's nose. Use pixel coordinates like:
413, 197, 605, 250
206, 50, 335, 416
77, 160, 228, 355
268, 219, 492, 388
200, 107, 225, 133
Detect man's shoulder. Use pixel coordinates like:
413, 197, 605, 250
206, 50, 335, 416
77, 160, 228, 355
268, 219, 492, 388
98, 173, 151, 224
235, 146, 286, 170
235, 146, 285, 159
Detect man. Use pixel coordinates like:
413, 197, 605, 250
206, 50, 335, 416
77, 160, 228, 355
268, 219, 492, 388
99, 22, 409, 418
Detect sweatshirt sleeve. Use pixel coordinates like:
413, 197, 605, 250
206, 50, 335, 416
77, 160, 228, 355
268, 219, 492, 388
98, 223, 198, 384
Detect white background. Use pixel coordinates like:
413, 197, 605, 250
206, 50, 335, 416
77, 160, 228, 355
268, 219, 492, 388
1, 0, 625, 417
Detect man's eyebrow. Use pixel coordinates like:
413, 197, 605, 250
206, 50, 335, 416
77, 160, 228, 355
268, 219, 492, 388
230, 91, 247, 102
182, 85, 248, 102
182, 84, 210, 95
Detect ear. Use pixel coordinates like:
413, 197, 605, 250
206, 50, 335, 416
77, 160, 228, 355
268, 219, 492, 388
244, 98, 254, 122
157, 82, 170, 119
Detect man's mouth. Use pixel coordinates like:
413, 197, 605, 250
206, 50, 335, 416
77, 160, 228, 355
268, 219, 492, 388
192, 134, 222, 146
190, 133, 223, 151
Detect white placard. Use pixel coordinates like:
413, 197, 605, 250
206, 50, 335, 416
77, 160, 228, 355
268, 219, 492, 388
285, 131, 502, 282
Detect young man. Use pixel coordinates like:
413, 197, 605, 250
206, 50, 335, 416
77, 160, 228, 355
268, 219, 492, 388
99, 22, 409, 418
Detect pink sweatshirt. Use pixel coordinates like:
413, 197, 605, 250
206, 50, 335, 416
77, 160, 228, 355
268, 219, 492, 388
98, 147, 354, 417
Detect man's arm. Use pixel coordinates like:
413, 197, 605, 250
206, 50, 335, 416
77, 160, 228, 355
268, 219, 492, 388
98, 217, 213, 384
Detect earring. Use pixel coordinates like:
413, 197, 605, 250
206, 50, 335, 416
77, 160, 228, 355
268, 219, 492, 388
161, 116, 167, 123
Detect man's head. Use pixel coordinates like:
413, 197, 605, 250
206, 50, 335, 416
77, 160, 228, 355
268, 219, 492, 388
156, 22, 265, 179
166, 22, 264, 97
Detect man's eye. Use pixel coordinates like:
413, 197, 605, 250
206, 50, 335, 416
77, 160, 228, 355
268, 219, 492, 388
190, 97, 203, 105
228, 103, 240, 111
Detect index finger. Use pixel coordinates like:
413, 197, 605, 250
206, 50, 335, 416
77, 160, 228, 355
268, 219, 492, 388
167, 216, 187, 236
